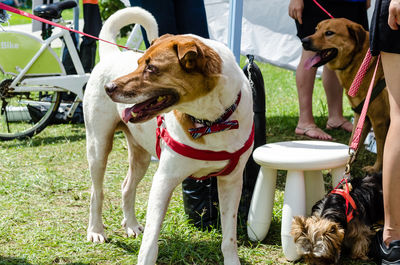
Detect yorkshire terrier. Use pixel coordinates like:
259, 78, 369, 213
290, 173, 383, 264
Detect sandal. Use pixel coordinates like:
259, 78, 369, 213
295, 125, 332, 140
326, 120, 353, 133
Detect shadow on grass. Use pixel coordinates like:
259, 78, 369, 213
0, 256, 32, 265
0, 125, 86, 148
111, 234, 253, 265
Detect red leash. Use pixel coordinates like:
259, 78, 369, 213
349, 55, 381, 152
312, 0, 334, 18
0, 2, 130, 50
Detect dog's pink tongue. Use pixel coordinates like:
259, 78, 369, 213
304, 54, 321, 70
122, 107, 134, 123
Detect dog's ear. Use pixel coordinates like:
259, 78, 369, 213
291, 216, 307, 241
175, 40, 222, 76
347, 23, 366, 52
176, 41, 199, 71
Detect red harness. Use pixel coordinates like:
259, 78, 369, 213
155, 116, 254, 180
330, 180, 357, 223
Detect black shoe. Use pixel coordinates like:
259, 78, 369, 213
374, 230, 400, 265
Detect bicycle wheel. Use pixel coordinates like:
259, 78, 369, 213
0, 77, 61, 140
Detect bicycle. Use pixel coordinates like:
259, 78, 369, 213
0, 0, 89, 140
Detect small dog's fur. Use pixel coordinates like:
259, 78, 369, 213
302, 18, 390, 173
83, 7, 253, 265
291, 173, 383, 264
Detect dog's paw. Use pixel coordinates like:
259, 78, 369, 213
122, 219, 143, 238
87, 231, 107, 243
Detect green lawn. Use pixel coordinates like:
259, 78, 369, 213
0, 55, 377, 264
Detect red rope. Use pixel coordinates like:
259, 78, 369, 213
0, 3, 130, 50
312, 0, 334, 19
350, 55, 381, 151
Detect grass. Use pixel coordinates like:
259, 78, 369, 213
0, 57, 378, 264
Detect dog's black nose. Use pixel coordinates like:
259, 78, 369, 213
105, 82, 118, 95
301, 37, 312, 50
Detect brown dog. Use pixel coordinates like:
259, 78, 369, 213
302, 18, 390, 173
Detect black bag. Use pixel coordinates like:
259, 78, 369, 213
182, 54, 266, 230
238, 55, 266, 224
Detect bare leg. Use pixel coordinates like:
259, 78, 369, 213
295, 49, 332, 140
381, 51, 400, 245
322, 66, 353, 132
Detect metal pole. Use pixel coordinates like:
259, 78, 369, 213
227, 0, 243, 64
73, 0, 79, 43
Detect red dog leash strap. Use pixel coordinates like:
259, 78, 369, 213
0, 3, 130, 50
350, 55, 381, 151
312, 0, 334, 18
348, 50, 373, 97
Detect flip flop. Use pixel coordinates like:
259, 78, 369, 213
326, 120, 353, 133
295, 125, 332, 141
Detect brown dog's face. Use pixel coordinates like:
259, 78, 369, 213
291, 216, 345, 265
301, 18, 367, 70
105, 34, 222, 123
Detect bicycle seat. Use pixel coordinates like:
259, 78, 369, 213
33, 0, 77, 20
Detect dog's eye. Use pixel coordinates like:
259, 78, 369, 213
145, 64, 158, 74
325, 31, 335, 36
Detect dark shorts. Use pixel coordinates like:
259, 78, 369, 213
296, 0, 369, 39
370, 0, 400, 55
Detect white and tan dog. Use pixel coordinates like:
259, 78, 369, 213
83, 7, 254, 265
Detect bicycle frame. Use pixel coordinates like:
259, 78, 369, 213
0, 24, 89, 101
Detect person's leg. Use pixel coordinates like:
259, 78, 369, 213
322, 66, 353, 132
295, 49, 332, 140
381, 51, 400, 245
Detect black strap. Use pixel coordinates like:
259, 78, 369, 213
352, 78, 386, 114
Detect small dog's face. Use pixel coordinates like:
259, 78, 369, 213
301, 18, 367, 70
105, 34, 222, 123
291, 216, 345, 265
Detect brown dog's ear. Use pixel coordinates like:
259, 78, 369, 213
291, 216, 307, 241
176, 41, 199, 71
175, 39, 222, 76
347, 23, 366, 52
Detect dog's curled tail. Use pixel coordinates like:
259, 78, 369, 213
98, 7, 158, 61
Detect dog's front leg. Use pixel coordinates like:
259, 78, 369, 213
217, 171, 243, 265
137, 164, 186, 265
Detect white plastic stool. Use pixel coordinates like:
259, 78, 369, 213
247, 140, 349, 261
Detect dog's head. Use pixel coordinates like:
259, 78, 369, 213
291, 216, 345, 265
301, 18, 368, 71
105, 34, 222, 123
